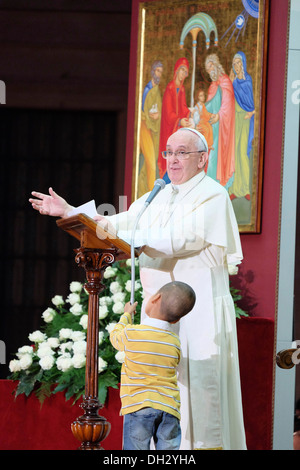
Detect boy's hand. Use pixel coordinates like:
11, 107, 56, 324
124, 301, 138, 316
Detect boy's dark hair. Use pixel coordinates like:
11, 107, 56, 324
158, 281, 196, 323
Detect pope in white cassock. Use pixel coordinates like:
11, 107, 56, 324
29, 127, 247, 450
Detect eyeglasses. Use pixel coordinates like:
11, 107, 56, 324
161, 150, 205, 160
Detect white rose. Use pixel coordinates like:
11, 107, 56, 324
70, 281, 83, 293
47, 337, 60, 349
113, 301, 125, 314
99, 331, 104, 344
103, 266, 118, 279
59, 352, 71, 358
59, 342, 73, 354
105, 322, 117, 334
100, 296, 113, 306
39, 355, 55, 370
67, 293, 81, 306
72, 340, 87, 355
110, 281, 122, 294
115, 351, 125, 363
59, 328, 73, 340
9, 359, 21, 373
99, 305, 109, 319
19, 354, 33, 370
42, 307, 56, 323
71, 331, 86, 342
72, 353, 86, 369
51, 295, 64, 306
125, 280, 131, 292
112, 292, 126, 303
125, 280, 141, 293
79, 314, 88, 330
28, 330, 47, 343
98, 357, 107, 373
70, 303, 83, 316
17, 346, 33, 358
126, 258, 138, 267
56, 356, 73, 372
37, 344, 55, 358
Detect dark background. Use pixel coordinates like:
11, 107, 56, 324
0, 1, 132, 377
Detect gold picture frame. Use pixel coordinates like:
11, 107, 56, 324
130, 0, 269, 232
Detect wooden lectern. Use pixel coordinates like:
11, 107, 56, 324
57, 213, 135, 450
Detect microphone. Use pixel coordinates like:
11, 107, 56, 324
130, 179, 166, 306
144, 179, 166, 206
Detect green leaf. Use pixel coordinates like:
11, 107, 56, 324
53, 382, 68, 394
15, 369, 43, 397
34, 382, 53, 406
98, 381, 108, 405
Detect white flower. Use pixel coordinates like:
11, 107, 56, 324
70, 281, 83, 293
98, 357, 107, 373
110, 281, 122, 294
9, 359, 21, 373
115, 351, 125, 363
125, 280, 141, 293
79, 314, 88, 330
59, 342, 73, 354
112, 292, 126, 303
51, 295, 64, 306
100, 296, 113, 306
37, 344, 55, 358
103, 266, 118, 279
17, 346, 33, 358
112, 301, 125, 314
19, 354, 33, 370
126, 258, 138, 267
99, 305, 109, 319
28, 330, 47, 343
42, 307, 56, 323
228, 264, 239, 275
72, 340, 87, 355
105, 322, 117, 334
46, 337, 60, 349
39, 355, 55, 370
71, 331, 86, 342
59, 328, 73, 340
99, 331, 104, 344
72, 353, 86, 369
70, 303, 83, 316
67, 293, 81, 306
56, 355, 73, 372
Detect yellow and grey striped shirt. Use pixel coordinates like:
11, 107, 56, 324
110, 312, 181, 420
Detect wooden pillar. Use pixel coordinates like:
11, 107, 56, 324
71, 248, 116, 450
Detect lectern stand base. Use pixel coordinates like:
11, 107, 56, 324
71, 397, 111, 450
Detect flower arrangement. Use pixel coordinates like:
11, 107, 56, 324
8, 259, 142, 405
8, 259, 247, 405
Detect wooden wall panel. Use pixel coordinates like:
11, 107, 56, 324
0, 5, 131, 110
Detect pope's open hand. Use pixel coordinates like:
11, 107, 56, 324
29, 187, 72, 218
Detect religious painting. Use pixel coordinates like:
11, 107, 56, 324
130, 0, 269, 232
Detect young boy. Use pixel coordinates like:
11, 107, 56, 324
110, 281, 196, 450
